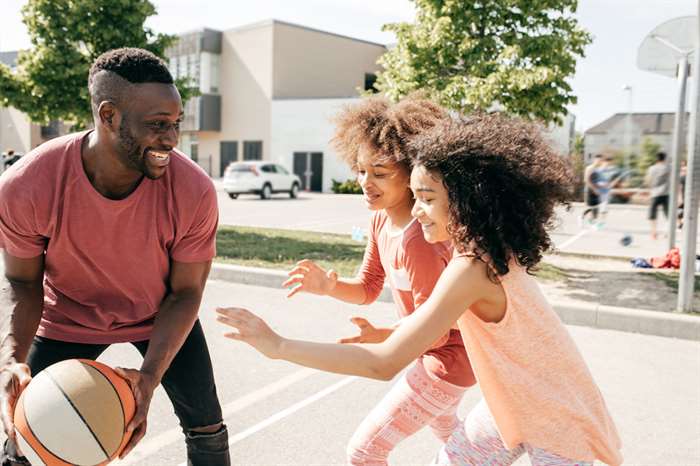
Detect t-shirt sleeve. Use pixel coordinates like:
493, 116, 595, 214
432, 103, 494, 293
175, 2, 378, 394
170, 182, 219, 263
403, 236, 450, 347
0, 178, 47, 258
355, 214, 386, 304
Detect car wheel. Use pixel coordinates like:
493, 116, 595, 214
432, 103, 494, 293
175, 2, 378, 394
289, 183, 299, 199
261, 184, 272, 200
228, 193, 238, 199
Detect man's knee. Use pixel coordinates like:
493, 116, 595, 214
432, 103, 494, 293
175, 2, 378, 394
188, 421, 223, 434
185, 422, 230, 466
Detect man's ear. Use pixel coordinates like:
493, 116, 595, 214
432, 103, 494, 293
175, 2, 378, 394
97, 101, 118, 131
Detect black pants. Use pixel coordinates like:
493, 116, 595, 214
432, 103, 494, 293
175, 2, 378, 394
649, 194, 669, 220
3, 320, 230, 466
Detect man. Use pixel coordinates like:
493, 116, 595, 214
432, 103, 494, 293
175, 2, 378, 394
645, 152, 670, 240
580, 154, 603, 225
0, 48, 230, 465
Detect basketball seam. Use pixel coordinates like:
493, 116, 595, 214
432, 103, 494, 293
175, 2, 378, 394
82, 361, 127, 441
16, 427, 48, 466
45, 369, 111, 463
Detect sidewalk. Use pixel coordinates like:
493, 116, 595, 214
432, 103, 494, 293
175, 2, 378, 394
209, 262, 700, 342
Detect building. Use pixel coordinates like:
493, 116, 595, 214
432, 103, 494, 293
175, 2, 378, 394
583, 112, 687, 164
166, 20, 386, 191
0, 51, 69, 156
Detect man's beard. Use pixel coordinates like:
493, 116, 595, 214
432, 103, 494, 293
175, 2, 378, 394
117, 117, 158, 180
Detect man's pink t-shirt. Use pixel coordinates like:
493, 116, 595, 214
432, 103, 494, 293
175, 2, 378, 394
0, 132, 218, 344
356, 210, 475, 387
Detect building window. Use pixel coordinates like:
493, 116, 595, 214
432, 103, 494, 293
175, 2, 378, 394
364, 73, 378, 93
243, 141, 262, 160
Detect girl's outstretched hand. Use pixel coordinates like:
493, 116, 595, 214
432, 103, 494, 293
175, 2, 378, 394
282, 259, 338, 298
216, 307, 283, 359
338, 317, 394, 344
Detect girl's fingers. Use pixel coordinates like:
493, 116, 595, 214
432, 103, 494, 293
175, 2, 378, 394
216, 315, 243, 329
224, 332, 244, 341
338, 335, 362, 344
350, 317, 371, 329
282, 275, 304, 288
286, 284, 303, 298
286, 266, 310, 277
296, 259, 315, 269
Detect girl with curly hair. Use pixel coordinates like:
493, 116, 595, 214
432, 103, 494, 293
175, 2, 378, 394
279, 95, 476, 465
217, 113, 622, 466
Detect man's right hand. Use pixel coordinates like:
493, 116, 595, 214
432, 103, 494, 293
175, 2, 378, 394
283, 259, 338, 298
0, 362, 32, 440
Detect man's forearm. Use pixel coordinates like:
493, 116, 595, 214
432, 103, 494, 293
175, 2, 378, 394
2, 279, 44, 363
139, 292, 202, 382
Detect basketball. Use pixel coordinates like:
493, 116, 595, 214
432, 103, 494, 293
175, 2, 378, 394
620, 234, 633, 247
13, 359, 135, 466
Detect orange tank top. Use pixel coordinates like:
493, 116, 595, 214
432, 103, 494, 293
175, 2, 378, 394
456, 259, 623, 465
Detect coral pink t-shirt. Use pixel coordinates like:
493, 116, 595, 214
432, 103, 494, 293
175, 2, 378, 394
0, 132, 218, 344
456, 257, 622, 465
357, 210, 475, 387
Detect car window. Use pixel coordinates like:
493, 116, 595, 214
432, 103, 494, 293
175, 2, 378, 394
276, 165, 289, 175
228, 163, 253, 172
260, 165, 275, 173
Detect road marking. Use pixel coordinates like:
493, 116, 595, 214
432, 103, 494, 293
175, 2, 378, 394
556, 229, 591, 251
114, 368, 317, 466
175, 376, 357, 466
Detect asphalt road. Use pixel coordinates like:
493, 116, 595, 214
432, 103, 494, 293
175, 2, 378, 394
96, 279, 700, 466
214, 184, 699, 260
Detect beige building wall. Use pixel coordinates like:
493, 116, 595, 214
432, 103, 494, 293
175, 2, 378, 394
177, 20, 387, 178
272, 22, 385, 98
212, 22, 274, 173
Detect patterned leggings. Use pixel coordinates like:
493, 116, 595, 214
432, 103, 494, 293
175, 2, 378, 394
347, 358, 469, 466
431, 400, 594, 466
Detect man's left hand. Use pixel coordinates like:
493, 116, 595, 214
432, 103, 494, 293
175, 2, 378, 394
113, 367, 160, 459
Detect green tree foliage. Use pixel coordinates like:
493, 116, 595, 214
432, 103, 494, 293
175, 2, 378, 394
0, 0, 196, 129
570, 132, 585, 200
638, 137, 663, 176
376, 0, 592, 124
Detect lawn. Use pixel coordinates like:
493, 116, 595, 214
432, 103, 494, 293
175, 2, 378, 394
216, 226, 366, 276
215, 226, 570, 281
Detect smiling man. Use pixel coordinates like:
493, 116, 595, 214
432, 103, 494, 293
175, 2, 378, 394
0, 48, 230, 466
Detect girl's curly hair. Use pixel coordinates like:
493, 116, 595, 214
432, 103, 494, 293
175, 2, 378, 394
411, 113, 574, 279
331, 94, 447, 170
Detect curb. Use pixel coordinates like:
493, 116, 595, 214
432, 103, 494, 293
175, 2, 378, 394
209, 263, 700, 342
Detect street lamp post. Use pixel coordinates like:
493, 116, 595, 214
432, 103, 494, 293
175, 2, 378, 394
678, 10, 700, 312
622, 85, 633, 175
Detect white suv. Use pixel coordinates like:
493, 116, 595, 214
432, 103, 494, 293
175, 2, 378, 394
222, 161, 302, 200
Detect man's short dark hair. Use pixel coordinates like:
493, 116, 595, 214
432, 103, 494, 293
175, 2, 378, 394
657, 152, 667, 162
594, 154, 603, 159
88, 48, 174, 114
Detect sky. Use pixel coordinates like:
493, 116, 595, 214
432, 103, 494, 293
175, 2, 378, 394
0, 0, 694, 132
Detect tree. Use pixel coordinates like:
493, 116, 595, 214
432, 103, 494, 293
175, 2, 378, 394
375, 0, 592, 124
638, 137, 663, 176
0, 0, 196, 129
570, 132, 585, 200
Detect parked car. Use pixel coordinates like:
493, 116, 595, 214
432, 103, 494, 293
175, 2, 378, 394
222, 161, 301, 200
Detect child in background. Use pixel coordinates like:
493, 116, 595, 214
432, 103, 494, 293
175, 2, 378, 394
281, 95, 476, 465
218, 113, 622, 466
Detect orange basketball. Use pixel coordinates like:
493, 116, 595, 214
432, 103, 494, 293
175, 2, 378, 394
14, 359, 135, 466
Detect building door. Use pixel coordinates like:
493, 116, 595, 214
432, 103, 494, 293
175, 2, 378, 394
293, 152, 323, 192
220, 141, 238, 176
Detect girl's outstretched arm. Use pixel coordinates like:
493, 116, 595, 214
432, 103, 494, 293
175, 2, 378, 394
217, 257, 492, 380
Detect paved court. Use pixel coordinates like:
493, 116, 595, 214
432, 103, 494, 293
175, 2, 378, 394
95, 279, 700, 466
214, 183, 698, 261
